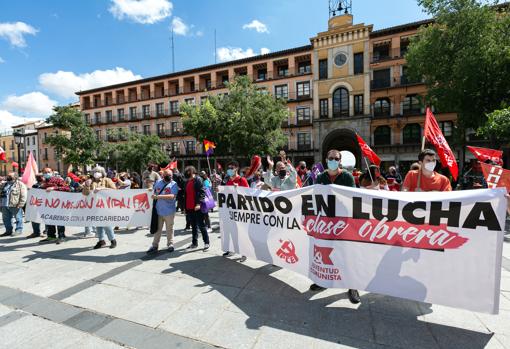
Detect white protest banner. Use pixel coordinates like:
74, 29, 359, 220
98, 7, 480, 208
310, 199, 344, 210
218, 185, 507, 314
26, 188, 152, 227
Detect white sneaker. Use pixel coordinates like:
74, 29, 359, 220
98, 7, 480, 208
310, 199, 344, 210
207, 228, 213, 233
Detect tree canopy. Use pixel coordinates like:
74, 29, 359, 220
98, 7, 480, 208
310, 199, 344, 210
180, 76, 289, 157
406, 0, 510, 132
45, 106, 100, 168
477, 106, 510, 146
114, 132, 167, 173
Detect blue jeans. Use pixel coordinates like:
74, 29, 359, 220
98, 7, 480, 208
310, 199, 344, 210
1, 206, 23, 234
85, 226, 96, 234
96, 226, 115, 242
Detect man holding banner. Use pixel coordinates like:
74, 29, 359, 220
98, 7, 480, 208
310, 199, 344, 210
308, 149, 361, 304
402, 149, 452, 192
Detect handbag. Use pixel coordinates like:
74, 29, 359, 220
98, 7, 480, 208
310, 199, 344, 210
200, 187, 216, 213
150, 182, 172, 234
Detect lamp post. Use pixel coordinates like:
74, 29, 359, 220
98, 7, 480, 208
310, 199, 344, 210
12, 131, 23, 175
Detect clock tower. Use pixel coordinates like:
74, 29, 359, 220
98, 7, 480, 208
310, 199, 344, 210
311, 3, 372, 168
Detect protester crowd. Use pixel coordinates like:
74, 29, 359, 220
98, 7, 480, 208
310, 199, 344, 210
1, 147, 509, 306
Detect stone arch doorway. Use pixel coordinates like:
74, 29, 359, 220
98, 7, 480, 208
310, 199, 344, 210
321, 128, 362, 169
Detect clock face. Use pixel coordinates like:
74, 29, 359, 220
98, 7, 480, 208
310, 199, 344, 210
334, 53, 348, 67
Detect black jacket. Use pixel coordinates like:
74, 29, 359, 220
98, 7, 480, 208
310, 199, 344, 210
183, 175, 206, 207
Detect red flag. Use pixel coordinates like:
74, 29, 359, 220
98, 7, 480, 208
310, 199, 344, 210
21, 151, 38, 188
424, 108, 458, 180
0, 147, 6, 162
162, 161, 178, 171
467, 146, 503, 166
356, 134, 381, 166
11, 161, 19, 168
480, 163, 510, 192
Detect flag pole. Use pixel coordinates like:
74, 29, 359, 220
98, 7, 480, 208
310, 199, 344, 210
206, 154, 212, 174
363, 156, 374, 183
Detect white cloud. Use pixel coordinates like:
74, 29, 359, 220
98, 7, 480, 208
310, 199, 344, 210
2, 92, 57, 117
0, 21, 38, 47
0, 57, 4, 63
196, 30, 203, 37
242, 20, 269, 34
171, 17, 189, 36
0, 110, 31, 132
39, 67, 142, 99
216, 47, 271, 62
109, 0, 172, 24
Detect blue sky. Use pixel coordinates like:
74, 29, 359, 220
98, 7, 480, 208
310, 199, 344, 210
0, 0, 428, 130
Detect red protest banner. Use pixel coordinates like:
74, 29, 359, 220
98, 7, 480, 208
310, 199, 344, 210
481, 163, 510, 192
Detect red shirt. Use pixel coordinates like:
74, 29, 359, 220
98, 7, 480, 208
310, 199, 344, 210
403, 170, 452, 192
185, 179, 196, 210
226, 175, 249, 187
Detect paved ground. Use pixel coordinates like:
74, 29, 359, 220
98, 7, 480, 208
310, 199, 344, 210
0, 212, 509, 349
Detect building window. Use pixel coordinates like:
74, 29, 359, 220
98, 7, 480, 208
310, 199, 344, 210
117, 109, 125, 121
189, 80, 195, 92
374, 126, 391, 145
296, 107, 311, 123
44, 148, 48, 160
277, 65, 288, 77
200, 96, 208, 105
156, 103, 164, 116
373, 98, 391, 117
106, 110, 113, 123
142, 105, 150, 118
95, 112, 101, 124
403, 123, 421, 144
171, 122, 179, 134
172, 142, 180, 153
296, 82, 310, 98
319, 59, 328, 80
257, 69, 267, 81
297, 132, 311, 150
332, 87, 349, 117
298, 61, 311, 74
403, 94, 421, 115
354, 95, 363, 115
373, 42, 391, 62
372, 69, 391, 88
439, 121, 454, 137
169, 101, 179, 114
274, 85, 288, 99
186, 140, 195, 154
156, 123, 165, 136
319, 99, 329, 118
84, 113, 90, 124
129, 107, 137, 120
95, 130, 102, 140
354, 52, 364, 74
143, 125, 151, 135
185, 98, 195, 105
205, 79, 212, 89
130, 126, 138, 134
221, 75, 229, 85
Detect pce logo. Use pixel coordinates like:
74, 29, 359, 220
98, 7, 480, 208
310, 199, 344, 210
313, 245, 334, 265
276, 239, 299, 264
132, 193, 150, 213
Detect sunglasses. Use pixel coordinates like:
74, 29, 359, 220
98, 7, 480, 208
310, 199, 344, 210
328, 157, 340, 161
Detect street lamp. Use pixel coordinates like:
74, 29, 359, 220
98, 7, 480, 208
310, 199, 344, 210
12, 131, 23, 175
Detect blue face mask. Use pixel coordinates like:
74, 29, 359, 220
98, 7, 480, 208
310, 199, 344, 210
43, 173, 52, 180
226, 169, 235, 177
327, 160, 339, 171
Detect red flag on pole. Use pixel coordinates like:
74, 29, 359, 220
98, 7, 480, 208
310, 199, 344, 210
356, 134, 381, 166
467, 146, 503, 166
0, 147, 6, 162
480, 163, 510, 192
424, 108, 458, 180
162, 161, 178, 171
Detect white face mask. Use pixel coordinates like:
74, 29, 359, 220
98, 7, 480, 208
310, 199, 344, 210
93, 172, 103, 179
424, 161, 436, 172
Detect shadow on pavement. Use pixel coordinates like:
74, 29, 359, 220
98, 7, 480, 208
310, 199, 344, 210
163, 255, 494, 349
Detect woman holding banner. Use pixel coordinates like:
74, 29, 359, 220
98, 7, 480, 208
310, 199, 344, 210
82, 166, 118, 249
309, 149, 361, 305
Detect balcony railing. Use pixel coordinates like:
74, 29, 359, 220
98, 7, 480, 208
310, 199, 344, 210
371, 78, 392, 89
402, 108, 422, 116
400, 75, 421, 86
370, 47, 404, 63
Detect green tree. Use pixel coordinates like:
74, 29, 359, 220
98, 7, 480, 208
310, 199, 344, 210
180, 76, 289, 157
477, 106, 510, 146
45, 106, 101, 168
115, 132, 167, 173
406, 0, 510, 133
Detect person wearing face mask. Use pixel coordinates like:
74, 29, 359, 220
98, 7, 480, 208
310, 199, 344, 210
359, 165, 389, 190
142, 164, 161, 190
309, 149, 361, 304
264, 154, 297, 191
183, 166, 210, 251
146, 169, 179, 254
223, 161, 249, 259
82, 166, 118, 249
402, 149, 452, 192
0, 172, 27, 237
296, 161, 312, 187
250, 171, 265, 190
